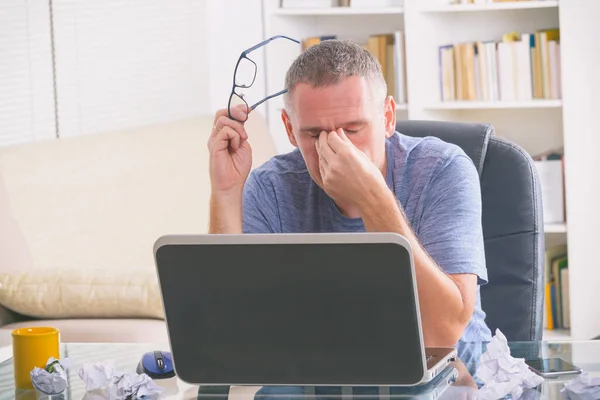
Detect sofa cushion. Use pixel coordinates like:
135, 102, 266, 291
0, 318, 168, 343
0, 268, 163, 320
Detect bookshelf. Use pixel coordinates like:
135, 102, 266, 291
545, 223, 567, 234
420, 1, 559, 13
424, 100, 562, 110
543, 328, 571, 341
262, 0, 600, 341
274, 7, 404, 16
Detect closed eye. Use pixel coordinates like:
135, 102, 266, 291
302, 128, 360, 137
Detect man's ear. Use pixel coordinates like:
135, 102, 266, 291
281, 109, 298, 148
383, 96, 396, 138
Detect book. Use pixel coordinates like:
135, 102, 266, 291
393, 31, 407, 104
533, 148, 566, 224
301, 35, 337, 51
438, 29, 560, 102
543, 245, 568, 330
364, 32, 407, 103
439, 45, 456, 102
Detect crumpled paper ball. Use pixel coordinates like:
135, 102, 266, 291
78, 361, 162, 400
561, 373, 600, 400
475, 329, 544, 400
30, 357, 73, 395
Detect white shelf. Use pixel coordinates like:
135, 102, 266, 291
424, 100, 563, 110
545, 223, 567, 233
421, 1, 559, 13
274, 7, 404, 16
543, 329, 571, 341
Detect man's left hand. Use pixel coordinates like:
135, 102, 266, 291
315, 129, 388, 208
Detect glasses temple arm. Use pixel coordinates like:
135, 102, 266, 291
250, 89, 288, 110
242, 35, 300, 55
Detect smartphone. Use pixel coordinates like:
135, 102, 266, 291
525, 358, 583, 378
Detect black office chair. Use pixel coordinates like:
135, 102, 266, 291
397, 120, 545, 342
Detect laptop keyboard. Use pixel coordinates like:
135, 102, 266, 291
426, 355, 437, 367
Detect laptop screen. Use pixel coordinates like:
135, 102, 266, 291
155, 240, 426, 385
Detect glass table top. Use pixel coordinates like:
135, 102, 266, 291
0, 340, 599, 400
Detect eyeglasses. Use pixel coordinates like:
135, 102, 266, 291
228, 35, 300, 123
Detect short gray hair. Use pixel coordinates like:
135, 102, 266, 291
283, 39, 387, 112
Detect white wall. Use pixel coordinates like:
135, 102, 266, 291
53, 0, 211, 138
206, 0, 267, 120
0, 0, 268, 145
0, 1, 56, 146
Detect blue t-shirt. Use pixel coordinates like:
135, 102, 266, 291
242, 131, 492, 343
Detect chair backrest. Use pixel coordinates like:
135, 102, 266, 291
396, 120, 545, 342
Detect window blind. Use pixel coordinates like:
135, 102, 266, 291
53, 0, 210, 138
0, 0, 57, 146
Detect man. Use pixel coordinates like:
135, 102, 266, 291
208, 39, 491, 346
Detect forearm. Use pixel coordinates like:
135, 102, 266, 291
208, 189, 243, 234
359, 187, 469, 347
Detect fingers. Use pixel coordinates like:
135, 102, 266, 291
336, 128, 352, 144
327, 129, 349, 153
318, 157, 328, 182
316, 143, 328, 181
209, 126, 242, 153
315, 133, 330, 180
212, 104, 249, 121
229, 103, 251, 122
211, 104, 250, 137
315, 140, 329, 167
213, 115, 248, 141
317, 131, 336, 162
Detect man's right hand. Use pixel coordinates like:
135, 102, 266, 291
207, 105, 251, 234
208, 105, 252, 196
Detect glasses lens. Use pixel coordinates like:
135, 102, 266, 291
229, 93, 249, 121
235, 57, 257, 88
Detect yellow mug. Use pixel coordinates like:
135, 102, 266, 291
12, 327, 60, 390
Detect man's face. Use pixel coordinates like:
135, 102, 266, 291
281, 76, 396, 188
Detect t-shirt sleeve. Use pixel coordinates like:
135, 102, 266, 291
242, 171, 280, 234
417, 154, 488, 285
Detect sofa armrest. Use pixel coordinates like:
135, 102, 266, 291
0, 305, 28, 328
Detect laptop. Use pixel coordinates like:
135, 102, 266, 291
195, 367, 460, 400
153, 232, 457, 387
196, 366, 459, 400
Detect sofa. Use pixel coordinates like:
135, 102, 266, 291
0, 112, 277, 344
